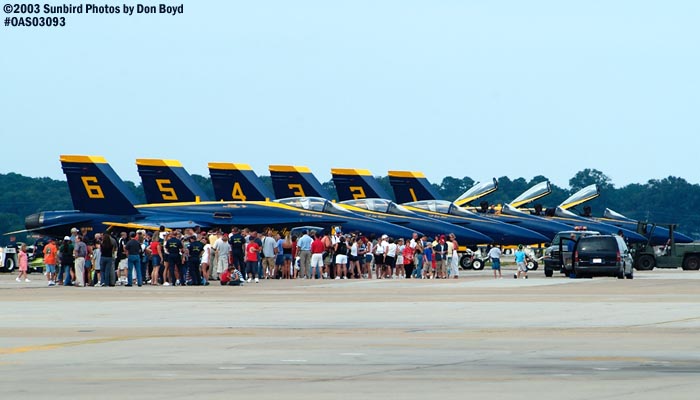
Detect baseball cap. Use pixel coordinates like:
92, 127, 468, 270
70, 227, 79, 233
63, 236, 71, 241
381, 234, 388, 239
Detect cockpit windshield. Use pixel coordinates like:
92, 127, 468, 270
387, 202, 414, 216
554, 206, 579, 218
509, 181, 551, 208
558, 184, 599, 210
406, 200, 452, 214
342, 199, 390, 213
500, 203, 530, 216
276, 197, 353, 215
276, 197, 325, 212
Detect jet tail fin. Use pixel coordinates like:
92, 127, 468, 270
268, 165, 330, 199
60, 155, 139, 215
388, 170, 441, 203
136, 159, 209, 203
208, 163, 274, 201
331, 168, 390, 201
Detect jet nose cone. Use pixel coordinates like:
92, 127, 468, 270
621, 229, 647, 244
673, 231, 694, 244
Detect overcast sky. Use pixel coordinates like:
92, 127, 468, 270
3, 1, 698, 188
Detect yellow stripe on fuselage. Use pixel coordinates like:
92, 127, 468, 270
102, 222, 171, 231
135, 200, 333, 217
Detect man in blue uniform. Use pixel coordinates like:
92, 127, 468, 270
185, 235, 204, 285
164, 232, 184, 286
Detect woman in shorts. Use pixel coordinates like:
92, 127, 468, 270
374, 236, 386, 279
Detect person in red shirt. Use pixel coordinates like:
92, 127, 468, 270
245, 239, 260, 283
310, 233, 325, 279
220, 267, 232, 285
43, 238, 59, 286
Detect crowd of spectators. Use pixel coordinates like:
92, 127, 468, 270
38, 226, 465, 287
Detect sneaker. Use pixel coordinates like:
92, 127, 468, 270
341, 276, 346, 279
254, 278, 259, 283
175, 280, 181, 286
16, 277, 21, 282
163, 282, 171, 286
247, 278, 252, 283
335, 276, 340, 280
513, 274, 517, 279
25, 278, 31, 283
48, 281, 55, 286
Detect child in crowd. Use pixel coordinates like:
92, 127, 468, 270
16, 243, 30, 283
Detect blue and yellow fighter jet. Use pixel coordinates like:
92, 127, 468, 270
23, 155, 346, 238
135, 159, 420, 239
267, 165, 494, 245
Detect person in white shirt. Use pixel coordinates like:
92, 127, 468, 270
213, 234, 231, 280
385, 238, 398, 279
487, 245, 502, 279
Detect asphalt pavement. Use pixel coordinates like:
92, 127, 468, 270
1, 268, 699, 399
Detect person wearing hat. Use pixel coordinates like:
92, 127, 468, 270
374, 234, 388, 279
70, 227, 79, 244
58, 236, 75, 286
43, 238, 59, 286
73, 235, 88, 287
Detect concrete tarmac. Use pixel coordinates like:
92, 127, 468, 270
1, 268, 699, 399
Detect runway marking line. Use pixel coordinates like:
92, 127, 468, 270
0, 336, 134, 355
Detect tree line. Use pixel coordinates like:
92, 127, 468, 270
1, 168, 698, 244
